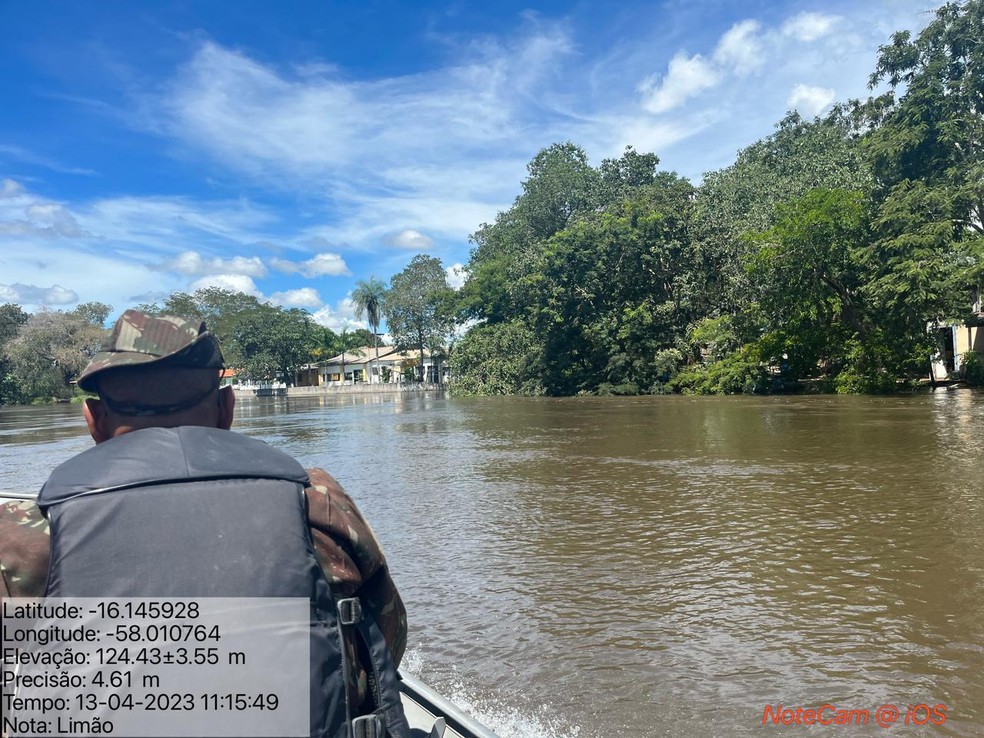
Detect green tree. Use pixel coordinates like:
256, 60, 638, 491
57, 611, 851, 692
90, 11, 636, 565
748, 189, 875, 385
233, 305, 316, 386
4, 309, 107, 401
331, 328, 372, 382
856, 0, 984, 374
351, 277, 387, 383
72, 302, 112, 327
384, 255, 451, 381
310, 325, 340, 361
150, 288, 265, 370
456, 144, 671, 394
695, 110, 874, 324
528, 174, 697, 395
0, 304, 30, 404
449, 319, 544, 396
461, 142, 604, 324
599, 146, 661, 202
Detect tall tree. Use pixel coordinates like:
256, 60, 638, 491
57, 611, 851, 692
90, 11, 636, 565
384, 255, 451, 381
3, 309, 107, 401
450, 319, 544, 396
150, 288, 265, 370
857, 0, 984, 372
694, 110, 874, 325
233, 305, 317, 386
72, 302, 112, 327
335, 328, 370, 382
462, 142, 604, 324
0, 303, 29, 404
748, 189, 876, 387
528, 173, 697, 395
351, 277, 387, 383
310, 325, 340, 362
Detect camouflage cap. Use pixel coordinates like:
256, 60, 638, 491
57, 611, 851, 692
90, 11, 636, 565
77, 309, 224, 392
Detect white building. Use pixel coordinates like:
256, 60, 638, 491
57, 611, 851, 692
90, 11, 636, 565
296, 345, 447, 386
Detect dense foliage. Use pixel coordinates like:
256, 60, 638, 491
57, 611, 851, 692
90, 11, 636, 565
1, 291, 345, 403
450, 0, 983, 396
0, 303, 109, 403
383, 255, 453, 382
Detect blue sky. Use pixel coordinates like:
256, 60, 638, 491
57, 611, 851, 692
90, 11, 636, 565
1, 0, 937, 331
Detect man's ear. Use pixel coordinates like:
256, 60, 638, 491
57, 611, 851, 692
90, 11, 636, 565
217, 386, 235, 430
83, 398, 113, 444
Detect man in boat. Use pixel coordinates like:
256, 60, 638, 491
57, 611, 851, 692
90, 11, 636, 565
0, 309, 411, 738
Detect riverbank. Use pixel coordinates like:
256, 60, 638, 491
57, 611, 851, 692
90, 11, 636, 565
231, 383, 445, 401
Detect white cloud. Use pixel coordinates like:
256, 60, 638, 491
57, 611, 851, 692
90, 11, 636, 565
0, 283, 79, 306
0, 202, 89, 238
82, 196, 280, 253
0, 239, 179, 315
639, 53, 719, 114
271, 252, 350, 277
445, 263, 467, 291
390, 229, 434, 250
269, 287, 323, 308
162, 42, 361, 174
787, 84, 836, 116
782, 13, 840, 42
163, 250, 267, 277
611, 115, 717, 158
0, 144, 98, 176
303, 253, 350, 277
188, 274, 261, 296
269, 257, 301, 274
139, 33, 569, 243
713, 20, 764, 76
310, 297, 361, 333
1, 179, 24, 199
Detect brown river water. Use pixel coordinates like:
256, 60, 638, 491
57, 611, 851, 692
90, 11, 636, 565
1, 392, 982, 737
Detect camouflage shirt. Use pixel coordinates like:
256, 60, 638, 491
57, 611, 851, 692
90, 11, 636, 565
0, 467, 406, 713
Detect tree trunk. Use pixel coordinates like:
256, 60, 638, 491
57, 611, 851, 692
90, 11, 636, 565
373, 328, 380, 384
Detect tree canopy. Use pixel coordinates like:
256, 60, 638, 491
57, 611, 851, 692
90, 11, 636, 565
1, 304, 108, 402
352, 277, 387, 383
449, 0, 984, 395
384, 255, 452, 381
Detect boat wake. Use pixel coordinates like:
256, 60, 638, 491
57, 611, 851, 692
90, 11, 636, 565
402, 648, 581, 738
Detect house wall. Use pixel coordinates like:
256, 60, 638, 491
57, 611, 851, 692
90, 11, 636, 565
958, 324, 982, 355
296, 367, 322, 387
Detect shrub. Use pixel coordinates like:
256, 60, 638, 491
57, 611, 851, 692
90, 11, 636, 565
670, 344, 769, 395
962, 351, 984, 386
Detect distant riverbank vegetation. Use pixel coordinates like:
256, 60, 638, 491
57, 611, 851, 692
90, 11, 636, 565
0, 295, 379, 405
2, 1, 982, 404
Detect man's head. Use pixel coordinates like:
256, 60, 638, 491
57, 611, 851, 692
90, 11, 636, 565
79, 309, 235, 442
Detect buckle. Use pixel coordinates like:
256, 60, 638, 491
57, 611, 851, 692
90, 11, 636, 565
351, 713, 384, 738
337, 597, 363, 626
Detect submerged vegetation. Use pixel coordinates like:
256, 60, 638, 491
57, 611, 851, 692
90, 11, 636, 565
2, 1, 982, 403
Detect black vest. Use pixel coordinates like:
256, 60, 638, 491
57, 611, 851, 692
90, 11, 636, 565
37, 426, 409, 738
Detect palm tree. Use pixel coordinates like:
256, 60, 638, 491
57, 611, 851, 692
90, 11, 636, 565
352, 277, 386, 383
